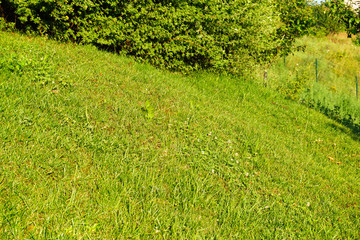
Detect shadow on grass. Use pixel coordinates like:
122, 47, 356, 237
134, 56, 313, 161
325, 109, 360, 138
326, 122, 360, 142
321, 111, 360, 141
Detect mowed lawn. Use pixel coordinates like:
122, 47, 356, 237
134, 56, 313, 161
0, 31, 360, 239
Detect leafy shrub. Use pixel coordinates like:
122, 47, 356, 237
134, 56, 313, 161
0, 0, 282, 74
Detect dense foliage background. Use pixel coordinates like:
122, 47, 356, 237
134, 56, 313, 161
0, 0, 316, 74
309, 1, 345, 36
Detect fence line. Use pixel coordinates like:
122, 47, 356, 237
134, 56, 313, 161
311, 58, 358, 100
275, 57, 359, 101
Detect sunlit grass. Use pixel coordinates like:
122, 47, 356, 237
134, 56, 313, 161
0, 31, 360, 239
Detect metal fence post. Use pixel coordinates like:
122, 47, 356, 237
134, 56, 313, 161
283, 56, 286, 68
356, 75, 358, 100
315, 58, 318, 83
264, 70, 268, 87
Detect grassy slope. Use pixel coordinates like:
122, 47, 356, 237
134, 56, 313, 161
0, 31, 360, 239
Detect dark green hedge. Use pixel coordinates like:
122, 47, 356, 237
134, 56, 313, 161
0, 0, 282, 73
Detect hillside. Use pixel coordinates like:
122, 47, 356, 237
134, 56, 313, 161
0, 31, 360, 238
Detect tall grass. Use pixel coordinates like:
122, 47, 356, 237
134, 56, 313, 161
266, 33, 360, 97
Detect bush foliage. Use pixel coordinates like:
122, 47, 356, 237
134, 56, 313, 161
327, 0, 360, 39
275, 0, 313, 55
308, 2, 345, 36
0, 0, 312, 74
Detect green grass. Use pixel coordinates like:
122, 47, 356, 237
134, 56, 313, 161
1, 31, 360, 239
